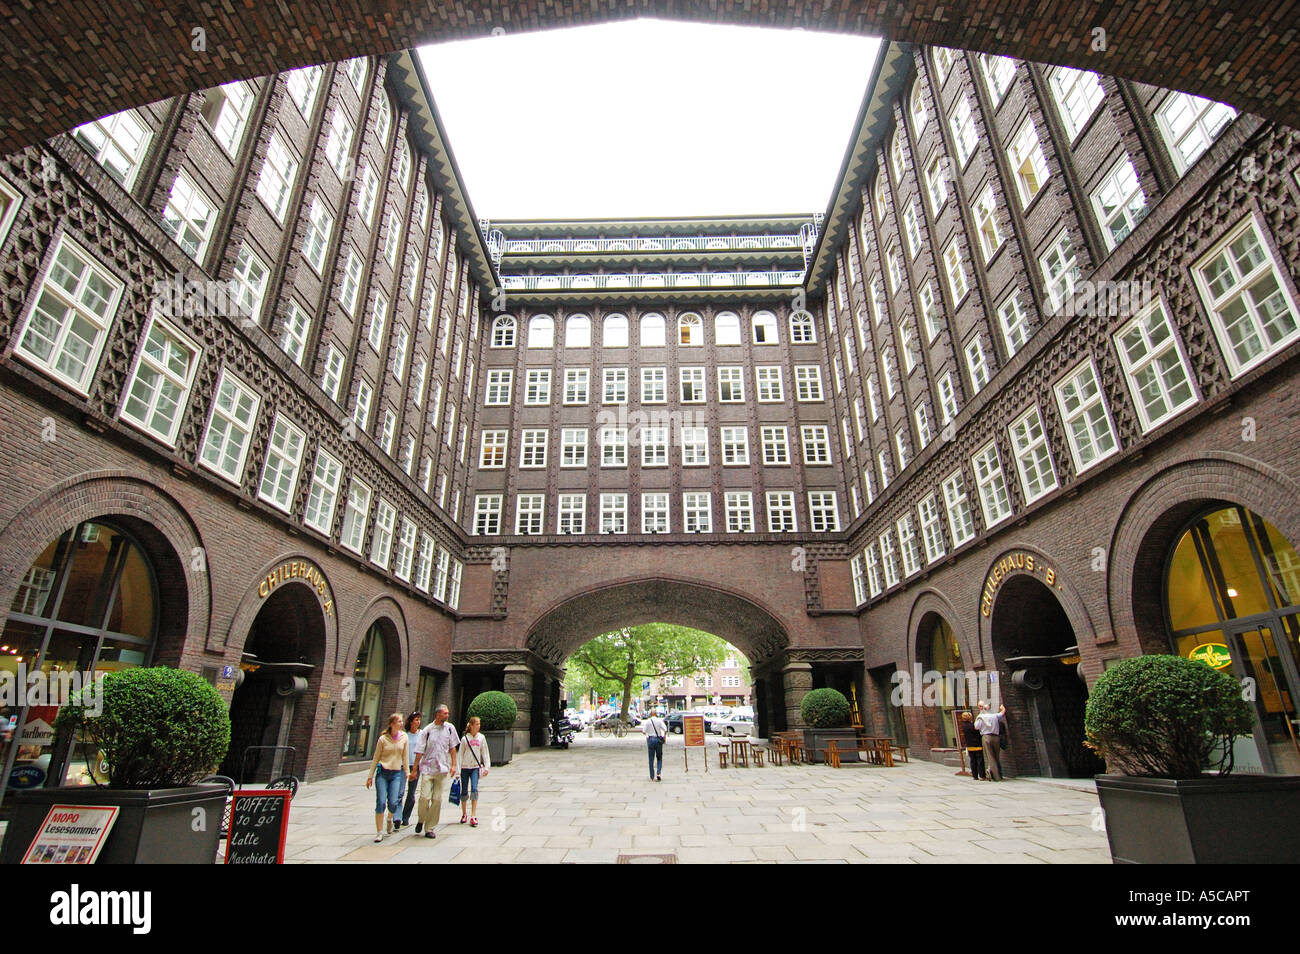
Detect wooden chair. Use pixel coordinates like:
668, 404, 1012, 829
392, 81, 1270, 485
766, 740, 784, 766
718, 744, 728, 768
891, 743, 910, 763
750, 744, 765, 767
825, 740, 841, 768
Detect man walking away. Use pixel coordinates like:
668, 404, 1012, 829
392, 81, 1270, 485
642, 711, 668, 781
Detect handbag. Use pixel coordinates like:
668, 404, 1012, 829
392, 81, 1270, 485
448, 776, 461, 806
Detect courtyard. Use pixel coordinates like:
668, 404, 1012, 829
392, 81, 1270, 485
280, 734, 1109, 864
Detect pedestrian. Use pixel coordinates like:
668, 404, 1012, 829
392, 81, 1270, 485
365, 712, 408, 842
410, 704, 459, 838
456, 715, 491, 827
641, 709, 668, 781
974, 700, 1006, 781
959, 710, 985, 780
398, 710, 423, 829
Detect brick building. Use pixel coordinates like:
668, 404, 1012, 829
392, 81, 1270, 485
649, 648, 752, 711
2, 32, 1299, 808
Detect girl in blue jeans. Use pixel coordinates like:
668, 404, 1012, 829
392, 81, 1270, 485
366, 713, 409, 842
456, 716, 491, 827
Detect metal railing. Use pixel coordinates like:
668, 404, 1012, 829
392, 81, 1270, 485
499, 269, 807, 291
499, 234, 804, 255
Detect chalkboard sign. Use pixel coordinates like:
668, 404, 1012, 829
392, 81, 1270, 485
225, 790, 291, 864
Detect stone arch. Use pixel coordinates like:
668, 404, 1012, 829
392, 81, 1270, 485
0, 470, 210, 662
904, 587, 974, 672
343, 594, 411, 682
224, 552, 340, 661
4, 5, 1297, 154
1106, 453, 1300, 659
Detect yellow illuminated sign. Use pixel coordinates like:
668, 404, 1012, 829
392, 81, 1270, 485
1187, 643, 1232, 670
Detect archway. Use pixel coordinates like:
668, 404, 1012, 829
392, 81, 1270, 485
989, 575, 1103, 779
918, 613, 964, 750
221, 582, 325, 782
4, 5, 1298, 154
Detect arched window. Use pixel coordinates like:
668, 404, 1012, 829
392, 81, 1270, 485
911, 81, 928, 135
342, 622, 387, 759
564, 314, 590, 348
715, 311, 741, 346
678, 312, 702, 346
603, 314, 628, 348
528, 315, 554, 348
790, 310, 817, 343
752, 310, 779, 345
640, 313, 666, 347
491, 315, 516, 348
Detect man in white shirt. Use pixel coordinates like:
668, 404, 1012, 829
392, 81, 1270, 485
642, 711, 668, 781
410, 704, 459, 836
974, 700, 1006, 781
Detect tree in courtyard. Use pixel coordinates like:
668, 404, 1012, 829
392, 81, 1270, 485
567, 623, 728, 722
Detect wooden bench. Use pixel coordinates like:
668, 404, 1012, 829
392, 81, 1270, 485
749, 744, 765, 767
718, 744, 728, 768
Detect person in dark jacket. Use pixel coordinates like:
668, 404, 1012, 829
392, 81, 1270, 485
960, 710, 985, 780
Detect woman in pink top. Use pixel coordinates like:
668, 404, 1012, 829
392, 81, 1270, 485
456, 716, 491, 827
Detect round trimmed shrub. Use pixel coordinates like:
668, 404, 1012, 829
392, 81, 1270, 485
1084, 654, 1254, 779
800, 687, 851, 728
466, 690, 518, 731
53, 666, 230, 789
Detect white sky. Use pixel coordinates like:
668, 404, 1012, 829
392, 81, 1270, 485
418, 20, 881, 220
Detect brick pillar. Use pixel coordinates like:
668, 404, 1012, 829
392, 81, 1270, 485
783, 662, 813, 730
503, 664, 532, 754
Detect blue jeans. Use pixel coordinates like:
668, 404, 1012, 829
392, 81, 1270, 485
647, 737, 664, 778
401, 774, 419, 823
374, 767, 404, 815
459, 767, 480, 805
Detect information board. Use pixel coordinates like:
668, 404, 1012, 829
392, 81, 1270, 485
225, 789, 291, 864
683, 715, 706, 747
21, 804, 119, 864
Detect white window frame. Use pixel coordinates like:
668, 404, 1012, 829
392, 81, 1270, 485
766, 491, 796, 533
1009, 405, 1059, 503
1055, 358, 1119, 474
258, 414, 307, 513
339, 478, 372, 554
119, 313, 201, 445
303, 448, 343, 534
761, 426, 789, 466
972, 442, 1013, 529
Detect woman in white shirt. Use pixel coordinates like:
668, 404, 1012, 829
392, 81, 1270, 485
456, 716, 491, 827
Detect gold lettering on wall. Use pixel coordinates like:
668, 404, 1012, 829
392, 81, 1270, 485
980, 551, 1063, 617
255, 559, 335, 617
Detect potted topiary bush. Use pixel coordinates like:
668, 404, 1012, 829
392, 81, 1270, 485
0, 666, 231, 865
466, 690, 518, 765
800, 687, 859, 763
1085, 653, 1300, 863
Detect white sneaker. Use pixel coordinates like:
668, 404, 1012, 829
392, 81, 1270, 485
374, 832, 383, 843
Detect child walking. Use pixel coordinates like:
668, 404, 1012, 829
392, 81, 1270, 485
456, 716, 491, 827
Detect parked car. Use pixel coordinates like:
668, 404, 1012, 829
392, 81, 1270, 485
713, 712, 755, 737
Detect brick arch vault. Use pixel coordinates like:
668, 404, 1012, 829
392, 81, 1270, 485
4, 2, 1300, 154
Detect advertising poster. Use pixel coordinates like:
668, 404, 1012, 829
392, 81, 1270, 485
683, 714, 706, 747
21, 804, 119, 864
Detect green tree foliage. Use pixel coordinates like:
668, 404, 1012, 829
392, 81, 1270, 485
567, 623, 727, 721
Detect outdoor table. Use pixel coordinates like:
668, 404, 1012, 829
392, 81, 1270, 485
729, 737, 750, 767
860, 736, 895, 767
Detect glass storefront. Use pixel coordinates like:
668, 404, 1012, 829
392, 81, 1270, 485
927, 618, 963, 748
341, 623, 386, 759
1166, 505, 1300, 774
1, 522, 157, 809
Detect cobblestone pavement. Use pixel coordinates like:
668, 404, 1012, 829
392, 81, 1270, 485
278, 733, 1110, 864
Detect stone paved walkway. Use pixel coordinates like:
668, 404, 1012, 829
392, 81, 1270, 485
278, 734, 1110, 863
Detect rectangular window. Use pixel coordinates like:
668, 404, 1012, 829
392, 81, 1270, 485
256, 134, 297, 222
394, 519, 417, 581
448, 560, 463, 610
558, 494, 587, 534
865, 543, 882, 597
681, 427, 709, 466
346, 57, 368, 92
756, 366, 784, 402
324, 108, 354, 176
161, 173, 215, 261
603, 367, 628, 405
72, 109, 153, 190
600, 427, 627, 467
485, 369, 513, 406
721, 426, 749, 466
339, 479, 371, 554
390, 327, 409, 383
321, 344, 344, 402
794, 365, 823, 402
949, 95, 978, 167
725, 492, 754, 533
301, 198, 334, 274
867, 374, 881, 421
515, 495, 544, 535
561, 428, 588, 468
851, 553, 867, 604
231, 244, 270, 323
367, 292, 388, 352
895, 426, 912, 470
880, 530, 899, 587
479, 430, 507, 469
965, 334, 991, 395
938, 371, 959, 424
919, 494, 946, 563
564, 369, 589, 405
379, 409, 396, 457
943, 240, 970, 303
199, 370, 260, 482
919, 280, 942, 341
761, 426, 789, 466
1041, 230, 1081, 313
903, 202, 923, 259
369, 499, 396, 567
353, 379, 373, 430
280, 301, 311, 366
641, 426, 668, 467
1092, 157, 1148, 251
981, 54, 1017, 105
997, 292, 1031, 357
285, 65, 323, 118
1008, 119, 1050, 207
120, 315, 200, 444
717, 366, 744, 402
1009, 406, 1059, 502
339, 249, 363, 316
972, 442, 1013, 529
1049, 67, 1105, 140
898, 514, 922, 577
383, 210, 402, 267
801, 425, 831, 465
520, 429, 548, 468
474, 495, 503, 536
914, 401, 933, 446
1157, 92, 1237, 175
641, 367, 667, 403
943, 470, 975, 546
870, 277, 886, 325
1114, 299, 1198, 431
416, 535, 435, 592
680, 366, 705, 403
886, 245, 903, 293
525, 369, 551, 405
642, 493, 669, 534
1056, 359, 1119, 473
1193, 216, 1300, 377
600, 494, 627, 534
433, 548, 450, 602
357, 165, 379, 226
899, 321, 917, 374
808, 492, 839, 532
925, 154, 949, 214
683, 493, 712, 533
258, 414, 306, 512
973, 183, 1003, 261
879, 448, 893, 490
766, 491, 796, 533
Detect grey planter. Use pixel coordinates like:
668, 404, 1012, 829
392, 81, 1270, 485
802, 727, 861, 763
483, 729, 513, 766
0, 784, 228, 865
1095, 773, 1300, 863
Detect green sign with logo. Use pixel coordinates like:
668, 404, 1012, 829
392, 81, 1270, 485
1188, 643, 1232, 670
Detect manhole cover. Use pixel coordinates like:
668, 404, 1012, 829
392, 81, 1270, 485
617, 852, 678, 864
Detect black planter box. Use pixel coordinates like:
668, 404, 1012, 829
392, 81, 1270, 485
1095, 773, 1300, 864
802, 728, 861, 763
483, 730, 513, 766
0, 784, 228, 865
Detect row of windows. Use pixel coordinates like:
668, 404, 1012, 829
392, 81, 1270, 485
850, 216, 1300, 603
489, 310, 816, 349
482, 365, 824, 406
477, 424, 834, 469
473, 490, 841, 535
